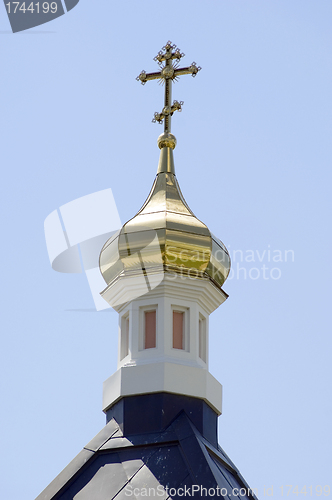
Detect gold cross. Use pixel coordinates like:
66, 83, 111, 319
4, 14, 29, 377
137, 41, 201, 134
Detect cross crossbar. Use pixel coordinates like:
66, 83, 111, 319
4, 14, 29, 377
137, 41, 201, 134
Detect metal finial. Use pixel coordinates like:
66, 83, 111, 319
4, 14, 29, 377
136, 42, 201, 136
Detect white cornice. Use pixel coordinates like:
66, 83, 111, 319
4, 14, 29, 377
101, 272, 228, 314
103, 362, 223, 415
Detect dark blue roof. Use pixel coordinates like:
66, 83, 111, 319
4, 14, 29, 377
36, 411, 258, 500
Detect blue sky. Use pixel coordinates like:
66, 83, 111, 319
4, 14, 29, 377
0, 1, 331, 498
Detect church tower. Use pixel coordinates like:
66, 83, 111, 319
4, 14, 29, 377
36, 42, 258, 500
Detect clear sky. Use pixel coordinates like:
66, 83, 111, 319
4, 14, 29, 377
1, 1, 331, 499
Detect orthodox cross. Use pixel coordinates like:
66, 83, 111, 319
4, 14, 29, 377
137, 41, 201, 134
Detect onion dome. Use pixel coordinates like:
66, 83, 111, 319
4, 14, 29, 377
99, 133, 230, 292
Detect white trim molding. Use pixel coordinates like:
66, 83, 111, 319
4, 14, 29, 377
103, 362, 223, 416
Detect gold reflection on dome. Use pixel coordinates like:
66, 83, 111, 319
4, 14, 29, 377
100, 143, 231, 291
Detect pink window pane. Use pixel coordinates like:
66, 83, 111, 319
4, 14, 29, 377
173, 311, 184, 350
145, 310, 156, 349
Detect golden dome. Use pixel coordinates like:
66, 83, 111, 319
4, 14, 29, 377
99, 136, 231, 291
